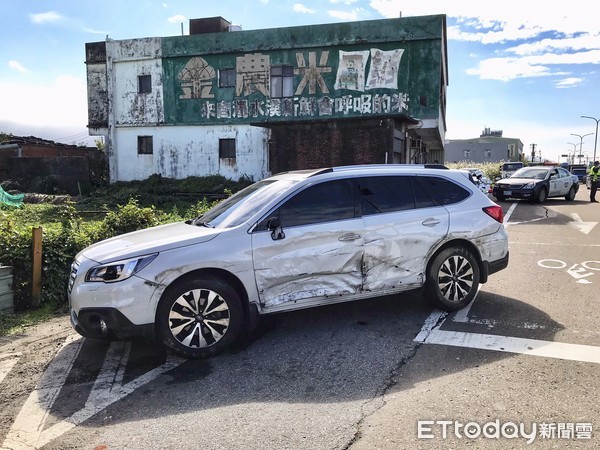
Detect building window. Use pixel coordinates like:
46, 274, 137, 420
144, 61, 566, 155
219, 68, 236, 88
463, 149, 471, 159
270, 65, 294, 98
484, 149, 492, 159
137, 136, 153, 155
219, 138, 236, 159
138, 75, 152, 94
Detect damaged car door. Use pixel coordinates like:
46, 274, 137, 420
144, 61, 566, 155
251, 179, 364, 310
359, 175, 450, 292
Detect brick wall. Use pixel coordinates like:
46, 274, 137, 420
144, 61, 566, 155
268, 119, 395, 174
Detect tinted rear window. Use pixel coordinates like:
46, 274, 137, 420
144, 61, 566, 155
358, 176, 414, 215
414, 176, 470, 205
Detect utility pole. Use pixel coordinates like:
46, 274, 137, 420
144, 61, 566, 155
530, 143, 536, 162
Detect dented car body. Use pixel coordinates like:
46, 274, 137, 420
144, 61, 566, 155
68, 165, 509, 358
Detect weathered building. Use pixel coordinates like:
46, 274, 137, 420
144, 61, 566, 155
86, 15, 448, 182
444, 128, 524, 163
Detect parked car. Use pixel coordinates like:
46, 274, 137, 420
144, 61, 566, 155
463, 167, 492, 194
493, 166, 579, 202
500, 162, 524, 179
68, 165, 509, 359
568, 164, 588, 183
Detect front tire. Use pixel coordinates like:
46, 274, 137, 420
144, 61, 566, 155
425, 247, 480, 311
535, 187, 547, 203
157, 276, 243, 359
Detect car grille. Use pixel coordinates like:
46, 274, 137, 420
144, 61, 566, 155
68, 259, 80, 293
497, 183, 526, 189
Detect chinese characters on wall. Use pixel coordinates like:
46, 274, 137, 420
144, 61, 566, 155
176, 48, 409, 122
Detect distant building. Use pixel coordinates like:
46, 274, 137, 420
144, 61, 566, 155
444, 128, 523, 163
85, 15, 449, 183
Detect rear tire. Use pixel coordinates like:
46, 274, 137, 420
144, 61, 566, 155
424, 247, 480, 311
157, 276, 243, 359
565, 185, 576, 201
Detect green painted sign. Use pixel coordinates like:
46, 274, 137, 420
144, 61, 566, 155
162, 15, 445, 126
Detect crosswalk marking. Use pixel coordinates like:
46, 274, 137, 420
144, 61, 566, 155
1, 336, 185, 450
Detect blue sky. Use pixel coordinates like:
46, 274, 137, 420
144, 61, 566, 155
1, 0, 600, 164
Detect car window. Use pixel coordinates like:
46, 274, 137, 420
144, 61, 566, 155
358, 176, 414, 215
278, 179, 357, 228
414, 176, 470, 205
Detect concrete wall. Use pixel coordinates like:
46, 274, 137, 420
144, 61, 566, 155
112, 124, 269, 181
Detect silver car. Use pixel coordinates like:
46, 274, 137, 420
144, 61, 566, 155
68, 165, 509, 358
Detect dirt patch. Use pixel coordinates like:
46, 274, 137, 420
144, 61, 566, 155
0, 314, 73, 442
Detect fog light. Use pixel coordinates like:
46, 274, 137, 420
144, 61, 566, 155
99, 319, 108, 335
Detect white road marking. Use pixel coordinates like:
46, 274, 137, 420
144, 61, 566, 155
416, 311, 600, 364
569, 213, 598, 234
0, 355, 20, 385
502, 202, 518, 227
418, 329, 600, 364
1, 337, 186, 450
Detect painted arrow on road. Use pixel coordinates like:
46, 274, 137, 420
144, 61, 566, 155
569, 213, 597, 235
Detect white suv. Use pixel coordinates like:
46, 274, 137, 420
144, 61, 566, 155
68, 165, 509, 358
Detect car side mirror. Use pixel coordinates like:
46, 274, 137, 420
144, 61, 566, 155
267, 217, 285, 241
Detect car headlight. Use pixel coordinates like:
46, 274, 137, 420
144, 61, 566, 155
524, 182, 536, 189
86, 253, 158, 283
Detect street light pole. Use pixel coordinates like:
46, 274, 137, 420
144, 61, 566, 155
570, 133, 593, 164
567, 142, 578, 164
581, 115, 599, 163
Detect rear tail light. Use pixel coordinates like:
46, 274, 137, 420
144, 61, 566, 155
483, 205, 503, 223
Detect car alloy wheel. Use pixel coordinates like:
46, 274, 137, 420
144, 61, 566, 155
158, 277, 243, 358
425, 247, 480, 311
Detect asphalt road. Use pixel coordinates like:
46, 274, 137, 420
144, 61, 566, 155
1, 185, 598, 449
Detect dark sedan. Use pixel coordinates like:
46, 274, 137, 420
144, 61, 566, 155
493, 166, 579, 203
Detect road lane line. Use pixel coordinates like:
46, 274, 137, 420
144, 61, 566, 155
503, 202, 518, 227
0, 358, 19, 385
419, 329, 600, 364
1, 334, 83, 450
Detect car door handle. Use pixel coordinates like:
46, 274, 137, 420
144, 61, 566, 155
422, 218, 441, 227
338, 233, 362, 242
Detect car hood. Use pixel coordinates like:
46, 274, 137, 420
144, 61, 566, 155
498, 177, 541, 185
77, 221, 221, 263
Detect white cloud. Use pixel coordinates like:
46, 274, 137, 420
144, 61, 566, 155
293, 4, 315, 14
328, 8, 369, 21
8, 61, 30, 74
555, 77, 583, 88
330, 0, 358, 4
167, 15, 187, 23
29, 11, 64, 24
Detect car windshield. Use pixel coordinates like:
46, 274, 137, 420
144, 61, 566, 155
188, 179, 296, 229
511, 168, 549, 179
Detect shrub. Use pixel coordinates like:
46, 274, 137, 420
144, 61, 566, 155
0, 175, 242, 310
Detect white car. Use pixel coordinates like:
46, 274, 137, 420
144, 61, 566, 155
68, 165, 509, 358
